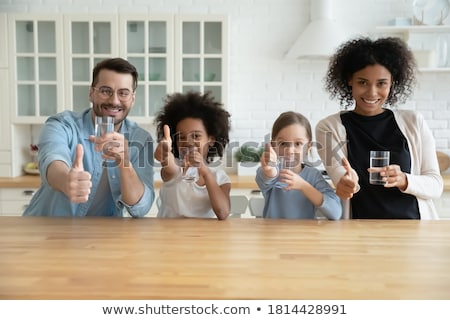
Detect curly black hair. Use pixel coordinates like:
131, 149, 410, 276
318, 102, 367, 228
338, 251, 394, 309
324, 37, 417, 109
154, 91, 231, 160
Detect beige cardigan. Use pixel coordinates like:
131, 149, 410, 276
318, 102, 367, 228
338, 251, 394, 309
315, 109, 443, 219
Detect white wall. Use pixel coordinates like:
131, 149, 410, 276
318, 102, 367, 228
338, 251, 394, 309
2, 0, 450, 172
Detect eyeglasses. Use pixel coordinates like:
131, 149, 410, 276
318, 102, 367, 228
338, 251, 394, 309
92, 86, 134, 102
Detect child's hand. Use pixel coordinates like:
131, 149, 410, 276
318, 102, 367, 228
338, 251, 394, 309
154, 124, 173, 167
260, 143, 277, 178
188, 146, 211, 179
185, 146, 203, 168
279, 170, 305, 191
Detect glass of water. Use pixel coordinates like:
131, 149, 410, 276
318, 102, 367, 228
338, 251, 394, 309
369, 150, 390, 185
95, 116, 114, 167
275, 156, 295, 189
178, 146, 199, 183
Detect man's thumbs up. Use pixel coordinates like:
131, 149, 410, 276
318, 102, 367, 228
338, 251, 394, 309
66, 144, 91, 203
72, 144, 84, 171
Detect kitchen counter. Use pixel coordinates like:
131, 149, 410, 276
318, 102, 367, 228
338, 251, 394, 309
0, 173, 259, 190
0, 175, 42, 188
1, 173, 449, 191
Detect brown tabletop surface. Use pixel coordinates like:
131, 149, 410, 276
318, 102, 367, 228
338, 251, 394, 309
1, 217, 449, 300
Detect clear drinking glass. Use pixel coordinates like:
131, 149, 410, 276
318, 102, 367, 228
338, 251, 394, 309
178, 146, 199, 183
369, 150, 390, 185
95, 116, 114, 167
275, 156, 295, 189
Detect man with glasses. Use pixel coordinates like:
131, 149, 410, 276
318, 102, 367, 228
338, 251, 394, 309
23, 58, 155, 217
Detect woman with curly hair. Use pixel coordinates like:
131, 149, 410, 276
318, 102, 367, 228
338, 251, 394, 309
154, 91, 231, 219
316, 37, 442, 219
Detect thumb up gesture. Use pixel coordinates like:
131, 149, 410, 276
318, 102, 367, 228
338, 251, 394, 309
260, 143, 278, 178
335, 157, 359, 200
154, 124, 174, 167
66, 144, 92, 203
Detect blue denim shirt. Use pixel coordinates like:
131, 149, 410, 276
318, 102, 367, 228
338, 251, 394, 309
23, 108, 155, 217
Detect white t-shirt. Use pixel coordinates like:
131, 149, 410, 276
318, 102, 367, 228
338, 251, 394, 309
157, 167, 231, 218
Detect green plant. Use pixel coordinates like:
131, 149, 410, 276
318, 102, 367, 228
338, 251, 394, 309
234, 145, 263, 162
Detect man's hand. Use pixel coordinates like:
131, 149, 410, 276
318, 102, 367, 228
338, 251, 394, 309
66, 144, 92, 203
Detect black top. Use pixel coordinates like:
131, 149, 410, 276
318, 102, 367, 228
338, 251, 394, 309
340, 109, 420, 219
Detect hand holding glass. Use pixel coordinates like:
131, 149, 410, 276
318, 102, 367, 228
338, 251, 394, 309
178, 147, 199, 183
275, 156, 295, 189
369, 150, 390, 185
95, 116, 114, 167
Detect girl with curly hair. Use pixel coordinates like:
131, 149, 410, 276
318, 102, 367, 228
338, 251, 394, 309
316, 37, 442, 219
154, 91, 231, 219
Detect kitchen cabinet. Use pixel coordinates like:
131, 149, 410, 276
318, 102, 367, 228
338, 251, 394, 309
64, 15, 119, 115
66, 14, 175, 120
0, 188, 37, 216
374, 25, 450, 71
0, 14, 11, 176
7, 13, 227, 125
0, 13, 7, 69
175, 15, 228, 107
119, 14, 174, 120
3, 13, 227, 177
8, 14, 64, 123
0, 69, 11, 177
435, 191, 450, 220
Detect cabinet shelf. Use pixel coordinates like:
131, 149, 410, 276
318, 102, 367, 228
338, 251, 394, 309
376, 25, 450, 34
419, 67, 450, 72
374, 25, 450, 41
374, 25, 450, 72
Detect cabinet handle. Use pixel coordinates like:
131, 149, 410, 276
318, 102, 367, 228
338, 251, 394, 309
23, 190, 35, 196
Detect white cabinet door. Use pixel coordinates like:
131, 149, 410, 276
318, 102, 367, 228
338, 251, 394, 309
435, 192, 450, 219
0, 15, 11, 175
0, 188, 36, 216
63, 15, 119, 114
0, 69, 12, 176
120, 15, 174, 123
175, 15, 228, 107
8, 14, 64, 124
0, 13, 7, 69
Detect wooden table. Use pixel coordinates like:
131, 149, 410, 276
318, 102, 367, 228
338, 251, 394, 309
1, 217, 450, 300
